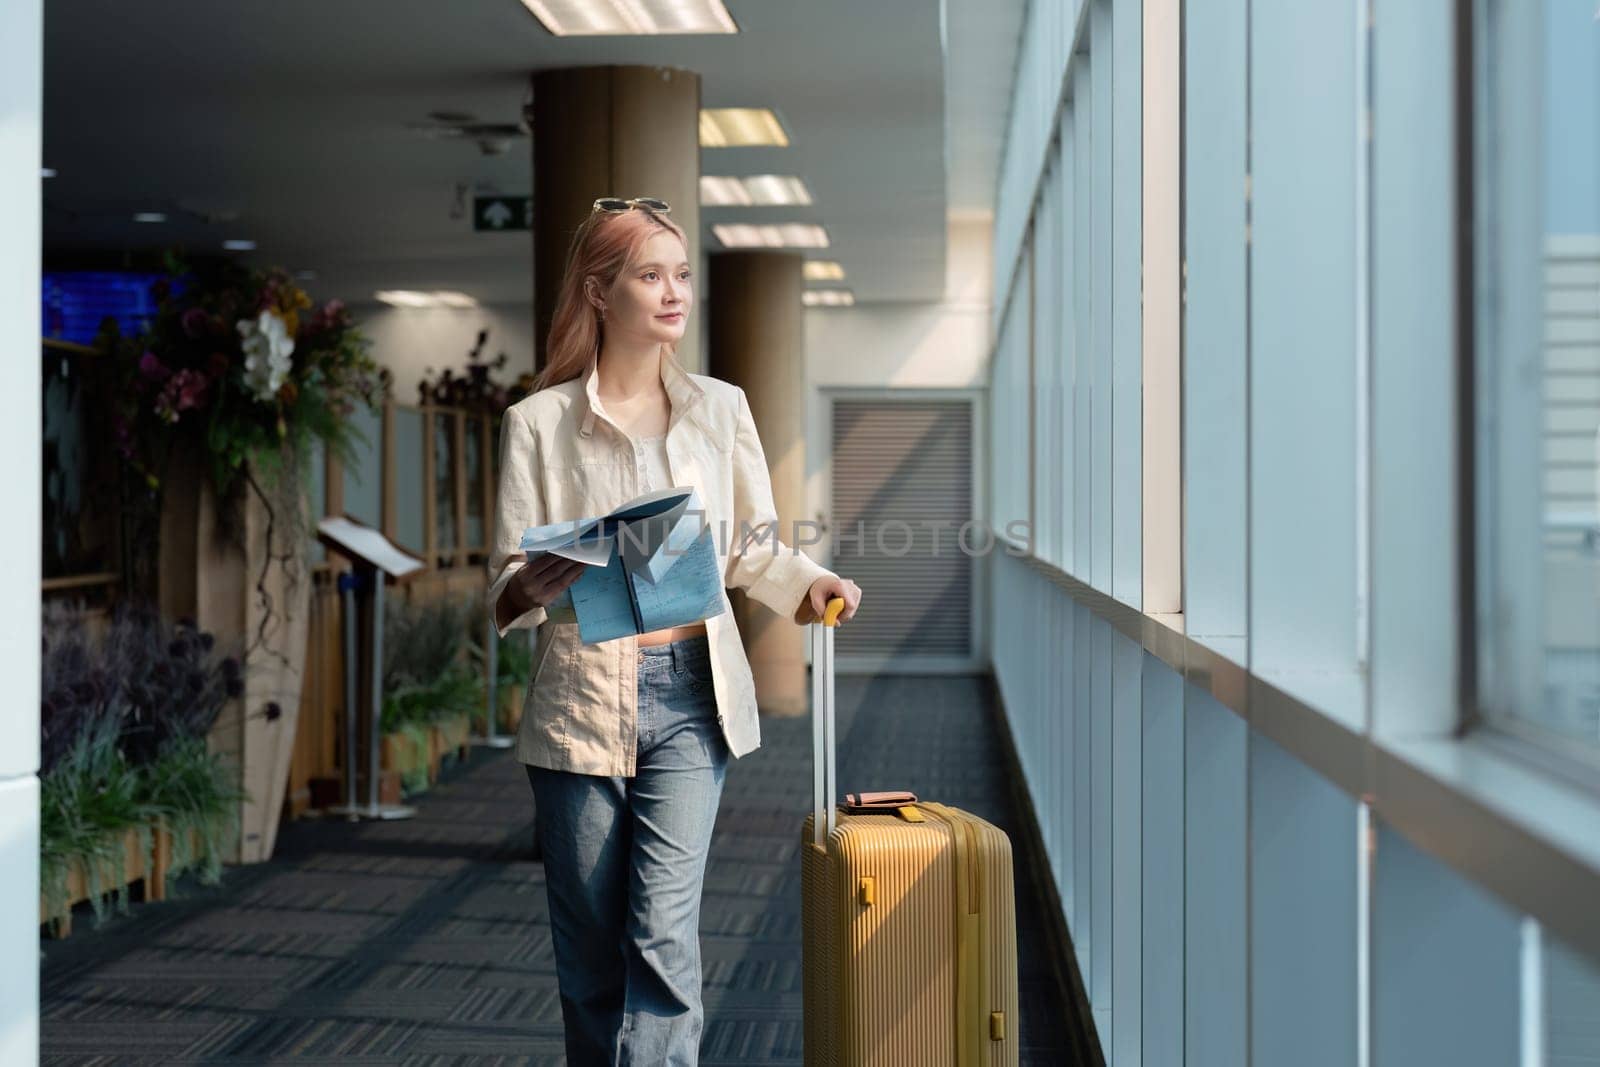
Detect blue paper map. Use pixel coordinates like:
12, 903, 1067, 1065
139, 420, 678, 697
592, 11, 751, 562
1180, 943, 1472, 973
519, 486, 728, 645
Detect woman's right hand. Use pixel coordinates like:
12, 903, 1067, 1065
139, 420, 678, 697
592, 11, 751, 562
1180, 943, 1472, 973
512, 553, 587, 610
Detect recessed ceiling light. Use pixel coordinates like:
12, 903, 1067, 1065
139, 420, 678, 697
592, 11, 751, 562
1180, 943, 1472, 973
521, 0, 737, 36
701, 175, 812, 207
433, 291, 479, 308
134, 212, 167, 224
803, 290, 855, 307
41, 167, 56, 179
223, 239, 256, 251
804, 261, 846, 281
700, 109, 789, 148
713, 223, 829, 249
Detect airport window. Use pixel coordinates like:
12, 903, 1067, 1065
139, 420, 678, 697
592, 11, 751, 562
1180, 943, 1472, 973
1472, 0, 1600, 756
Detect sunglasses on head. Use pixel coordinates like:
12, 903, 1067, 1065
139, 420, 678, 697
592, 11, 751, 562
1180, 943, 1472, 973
592, 196, 671, 215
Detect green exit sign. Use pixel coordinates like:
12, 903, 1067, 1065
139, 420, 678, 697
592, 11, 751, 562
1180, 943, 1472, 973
474, 196, 531, 232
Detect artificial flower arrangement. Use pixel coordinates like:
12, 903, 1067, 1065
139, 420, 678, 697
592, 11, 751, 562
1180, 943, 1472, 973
416, 327, 534, 412
99, 252, 388, 505
94, 252, 390, 644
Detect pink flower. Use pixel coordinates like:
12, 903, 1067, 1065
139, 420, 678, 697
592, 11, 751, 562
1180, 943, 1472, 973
173, 369, 208, 412
152, 369, 208, 424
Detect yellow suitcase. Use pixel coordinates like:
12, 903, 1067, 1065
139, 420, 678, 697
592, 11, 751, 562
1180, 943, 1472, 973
801, 598, 1020, 1066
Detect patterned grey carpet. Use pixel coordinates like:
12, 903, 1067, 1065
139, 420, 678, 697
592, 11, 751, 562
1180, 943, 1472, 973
40, 671, 1079, 1065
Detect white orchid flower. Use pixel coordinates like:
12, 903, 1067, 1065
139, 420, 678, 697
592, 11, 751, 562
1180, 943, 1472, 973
238, 309, 296, 402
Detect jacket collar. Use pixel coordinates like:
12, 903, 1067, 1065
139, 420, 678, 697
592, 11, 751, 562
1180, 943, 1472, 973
578, 348, 706, 439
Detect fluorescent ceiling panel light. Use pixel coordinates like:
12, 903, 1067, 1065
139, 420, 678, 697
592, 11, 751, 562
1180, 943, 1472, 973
743, 175, 811, 205
712, 225, 764, 248
700, 108, 789, 148
223, 239, 256, 251
373, 290, 480, 309
712, 223, 829, 249
803, 290, 855, 307
700, 176, 751, 206
776, 224, 828, 248
804, 260, 846, 281
134, 212, 167, 223
375, 290, 436, 308
520, 0, 737, 36
701, 175, 813, 206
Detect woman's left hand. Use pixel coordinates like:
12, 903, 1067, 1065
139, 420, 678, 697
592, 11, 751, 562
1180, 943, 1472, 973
795, 574, 862, 625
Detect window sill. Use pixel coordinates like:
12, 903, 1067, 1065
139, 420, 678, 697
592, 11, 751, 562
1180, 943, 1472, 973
1373, 731, 1600, 960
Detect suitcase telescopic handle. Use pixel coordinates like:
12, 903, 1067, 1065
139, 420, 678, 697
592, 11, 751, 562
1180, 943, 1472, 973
811, 596, 847, 849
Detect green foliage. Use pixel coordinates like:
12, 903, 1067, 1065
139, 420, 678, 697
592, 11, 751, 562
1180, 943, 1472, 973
374, 594, 487, 797
39, 605, 249, 936
468, 625, 533, 689
40, 724, 243, 935
381, 661, 483, 735
138, 736, 247, 887
382, 594, 487, 727
383, 593, 475, 694
40, 711, 153, 911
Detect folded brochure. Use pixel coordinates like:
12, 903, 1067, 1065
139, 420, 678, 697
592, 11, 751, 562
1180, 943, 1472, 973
520, 486, 727, 645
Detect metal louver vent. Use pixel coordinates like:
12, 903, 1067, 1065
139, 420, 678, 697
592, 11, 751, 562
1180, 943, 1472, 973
829, 398, 974, 662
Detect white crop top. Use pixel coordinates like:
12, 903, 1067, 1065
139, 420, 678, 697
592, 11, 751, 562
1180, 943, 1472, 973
635, 433, 672, 491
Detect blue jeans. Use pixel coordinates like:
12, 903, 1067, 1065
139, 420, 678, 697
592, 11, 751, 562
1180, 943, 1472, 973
526, 633, 730, 1067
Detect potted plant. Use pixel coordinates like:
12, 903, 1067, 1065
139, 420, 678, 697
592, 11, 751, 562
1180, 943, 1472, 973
40, 601, 247, 937
378, 594, 484, 796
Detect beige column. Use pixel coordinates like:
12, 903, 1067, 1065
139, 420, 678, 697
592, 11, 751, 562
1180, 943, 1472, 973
529, 65, 704, 374
708, 252, 811, 717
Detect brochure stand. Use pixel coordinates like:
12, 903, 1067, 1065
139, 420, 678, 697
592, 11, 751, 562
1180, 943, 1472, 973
315, 515, 427, 822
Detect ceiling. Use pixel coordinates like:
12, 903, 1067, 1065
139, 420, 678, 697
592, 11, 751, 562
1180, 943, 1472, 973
42, 0, 1023, 306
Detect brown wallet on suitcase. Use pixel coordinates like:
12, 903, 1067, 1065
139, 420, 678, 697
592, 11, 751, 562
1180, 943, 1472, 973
800, 597, 1020, 1066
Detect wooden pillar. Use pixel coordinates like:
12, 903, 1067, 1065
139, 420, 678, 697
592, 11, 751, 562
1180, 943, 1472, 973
708, 251, 811, 717
530, 65, 704, 374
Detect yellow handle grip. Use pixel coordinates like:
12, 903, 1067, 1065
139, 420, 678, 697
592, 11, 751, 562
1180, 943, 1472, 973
822, 596, 846, 627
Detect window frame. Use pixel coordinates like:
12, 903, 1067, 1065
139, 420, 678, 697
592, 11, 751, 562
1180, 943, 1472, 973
1463, 0, 1600, 786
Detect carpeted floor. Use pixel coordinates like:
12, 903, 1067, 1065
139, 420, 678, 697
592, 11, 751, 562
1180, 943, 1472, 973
40, 670, 1078, 1065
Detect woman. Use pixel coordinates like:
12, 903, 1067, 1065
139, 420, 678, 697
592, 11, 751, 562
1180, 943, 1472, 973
486, 195, 862, 1065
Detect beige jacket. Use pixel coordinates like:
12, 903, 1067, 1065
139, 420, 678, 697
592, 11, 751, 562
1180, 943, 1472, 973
486, 350, 835, 777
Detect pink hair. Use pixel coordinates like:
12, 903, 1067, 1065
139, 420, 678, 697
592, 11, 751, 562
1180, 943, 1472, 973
535, 205, 690, 393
